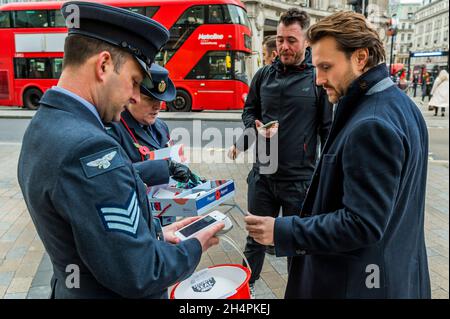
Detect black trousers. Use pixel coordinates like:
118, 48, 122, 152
434, 106, 446, 115
243, 168, 309, 284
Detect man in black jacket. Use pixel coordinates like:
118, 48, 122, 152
228, 8, 332, 294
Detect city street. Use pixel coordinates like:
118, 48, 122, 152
0, 106, 448, 160
0, 100, 448, 299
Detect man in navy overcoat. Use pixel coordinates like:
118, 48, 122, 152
245, 11, 431, 298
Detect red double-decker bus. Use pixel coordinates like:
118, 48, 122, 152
0, 0, 252, 111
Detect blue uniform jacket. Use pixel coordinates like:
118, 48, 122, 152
106, 108, 171, 163
17, 89, 202, 298
274, 64, 431, 298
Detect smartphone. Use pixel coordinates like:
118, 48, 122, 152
175, 211, 227, 240
259, 120, 278, 129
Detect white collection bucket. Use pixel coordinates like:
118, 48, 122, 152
170, 264, 251, 299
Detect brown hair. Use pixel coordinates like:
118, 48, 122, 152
307, 11, 385, 69
63, 34, 129, 72
279, 8, 310, 30
263, 35, 277, 54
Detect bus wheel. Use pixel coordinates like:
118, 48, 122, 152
23, 88, 43, 110
168, 90, 192, 112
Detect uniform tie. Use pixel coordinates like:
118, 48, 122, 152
144, 125, 158, 144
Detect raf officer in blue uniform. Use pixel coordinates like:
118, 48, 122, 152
17, 1, 223, 299
108, 64, 176, 163
107, 64, 201, 225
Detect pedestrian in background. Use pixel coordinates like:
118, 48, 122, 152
422, 71, 432, 103
262, 35, 277, 66
429, 69, 449, 117
245, 11, 431, 299
411, 74, 418, 97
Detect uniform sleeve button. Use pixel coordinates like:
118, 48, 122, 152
296, 249, 306, 255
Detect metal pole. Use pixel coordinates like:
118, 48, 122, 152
362, 0, 369, 17
390, 35, 394, 76
407, 51, 411, 80
447, 50, 449, 71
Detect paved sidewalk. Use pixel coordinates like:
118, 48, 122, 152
411, 96, 449, 130
0, 100, 448, 299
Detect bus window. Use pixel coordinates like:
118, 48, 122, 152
30, 59, 51, 78
120, 6, 158, 18
186, 51, 233, 80
13, 10, 48, 28
155, 50, 176, 66
14, 58, 28, 78
0, 11, 11, 28
177, 6, 205, 25
122, 7, 145, 15
234, 52, 249, 84
163, 5, 205, 62
208, 5, 224, 24
53, 58, 63, 78
226, 5, 251, 28
14, 58, 61, 79
145, 7, 158, 18
49, 10, 66, 27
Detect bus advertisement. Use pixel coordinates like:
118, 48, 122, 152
0, 0, 252, 111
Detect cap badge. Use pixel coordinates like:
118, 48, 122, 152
158, 80, 167, 93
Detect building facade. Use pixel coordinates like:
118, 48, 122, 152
387, 1, 421, 66
411, 0, 449, 75
0, 0, 41, 4
243, 0, 390, 75
1, 0, 393, 77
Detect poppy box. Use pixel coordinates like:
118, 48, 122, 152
147, 179, 235, 217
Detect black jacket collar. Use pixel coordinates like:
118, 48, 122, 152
273, 47, 314, 74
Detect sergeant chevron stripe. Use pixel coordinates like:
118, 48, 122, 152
98, 191, 141, 237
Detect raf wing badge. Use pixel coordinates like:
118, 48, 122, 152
80, 147, 125, 178
87, 151, 117, 169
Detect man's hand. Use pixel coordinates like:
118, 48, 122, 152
163, 216, 225, 252
162, 216, 201, 244
193, 222, 225, 252
227, 145, 240, 160
255, 120, 279, 138
245, 214, 275, 245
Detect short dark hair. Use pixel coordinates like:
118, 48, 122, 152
279, 8, 310, 30
263, 35, 277, 54
63, 35, 129, 72
307, 11, 385, 69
